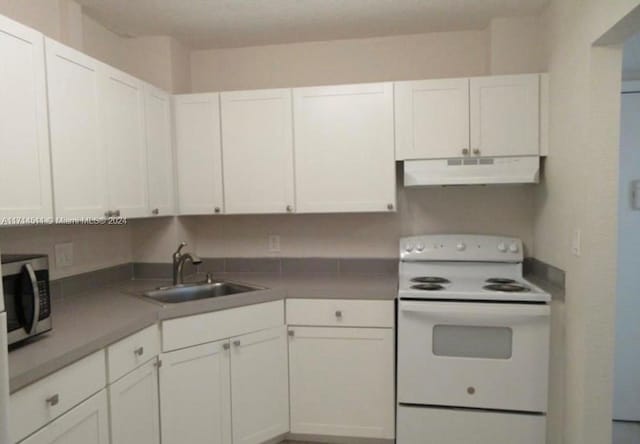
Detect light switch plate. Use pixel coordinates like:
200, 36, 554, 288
268, 235, 281, 252
55, 242, 73, 268
572, 229, 581, 257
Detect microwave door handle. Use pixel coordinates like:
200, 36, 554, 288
23, 263, 40, 334
400, 302, 549, 325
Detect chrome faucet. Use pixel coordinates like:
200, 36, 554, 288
172, 242, 202, 285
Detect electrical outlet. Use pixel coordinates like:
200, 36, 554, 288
268, 235, 281, 253
55, 242, 74, 268
572, 229, 581, 257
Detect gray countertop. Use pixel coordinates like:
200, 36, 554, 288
8, 272, 398, 393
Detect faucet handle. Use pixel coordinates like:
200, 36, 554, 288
174, 242, 187, 256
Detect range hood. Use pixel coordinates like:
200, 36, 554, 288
403, 156, 540, 186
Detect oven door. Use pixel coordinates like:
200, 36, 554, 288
398, 300, 550, 413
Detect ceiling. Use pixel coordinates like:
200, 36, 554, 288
77, 0, 549, 49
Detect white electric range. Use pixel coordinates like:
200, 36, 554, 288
396, 235, 550, 444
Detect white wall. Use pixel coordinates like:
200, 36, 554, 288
534, 0, 640, 442
0, 224, 132, 279
613, 90, 640, 422
191, 30, 489, 92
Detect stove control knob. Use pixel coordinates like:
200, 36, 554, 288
509, 243, 519, 253
456, 242, 466, 252
415, 243, 425, 252
497, 242, 507, 253
404, 244, 414, 253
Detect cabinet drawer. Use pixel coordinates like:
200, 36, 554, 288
10, 351, 106, 443
162, 300, 285, 352
107, 324, 161, 383
286, 299, 394, 327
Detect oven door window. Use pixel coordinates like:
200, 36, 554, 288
432, 325, 513, 359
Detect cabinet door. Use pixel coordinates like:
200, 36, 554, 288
220, 89, 295, 214
159, 340, 231, 444
109, 359, 160, 444
46, 38, 108, 219
0, 16, 53, 222
293, 83, 396, 213
174, 93, 224, 215
144, 85, 175, 217
395, 78, 470, 160
20, 390, 109, 444
230, 326, 289, 444
470, 74, 540, 157
288, 327, 395, 439
101, 66, 149, 218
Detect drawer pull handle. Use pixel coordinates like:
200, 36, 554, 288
46, 394, 59, 407
233, 340, 241, 347
335, 310, 343, 318
134, 346, 144, 356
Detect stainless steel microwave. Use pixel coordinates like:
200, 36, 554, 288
1, 254, 52, 346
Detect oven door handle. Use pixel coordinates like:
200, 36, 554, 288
24, 263, 40, 334
400, 302, 549, 324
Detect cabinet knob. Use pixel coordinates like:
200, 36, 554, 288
154, 359, 163, 368
473, 149, 481, 156
462, 148, 470, 156
214, 207, 221, 214
104, 210, 113, 218
152, 208, 159, 215
286, 205, 293, 213
134, 346, 144, 356
233, 339, 241, 347
46, 394, 59, 407
223, 342, 230, 350
467, 386, 476, 395
114, 209, 121, 217
335, 310, 343, 318
387, 203, 394, 211
288, 330, 295, 337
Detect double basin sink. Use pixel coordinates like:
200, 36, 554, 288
142, 280, 264, 304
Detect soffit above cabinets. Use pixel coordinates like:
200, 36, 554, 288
76, 0, 549, 49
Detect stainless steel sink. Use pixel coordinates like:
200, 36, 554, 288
142, 281, 263, 304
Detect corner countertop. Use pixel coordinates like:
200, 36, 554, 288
8, 271, 398, 393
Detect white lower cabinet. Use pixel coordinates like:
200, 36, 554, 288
230, 326, 289, 444
288, 326, 395, 439
108, 359, 160, 444
19, 390, 109, 444
159, 340, 232, 444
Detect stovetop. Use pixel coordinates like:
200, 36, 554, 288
397, 235, 550, 303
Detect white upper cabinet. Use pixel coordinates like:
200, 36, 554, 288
101, 66, 149, 218
395, 78, 470, 160
0, 16, 53, 223
230, 326, 289, 444
220, 89, 295, 214
470, 74, 540, 157
144, 84, 175, 217
46, 38, 108, 219
174, 93, 224, 215
293, 82, 396, 213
